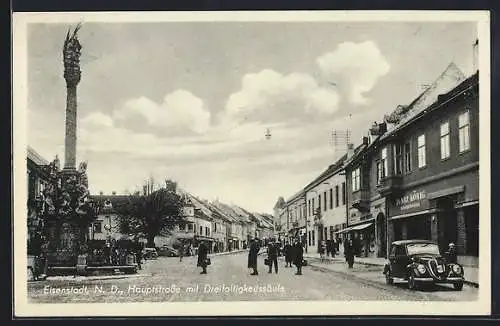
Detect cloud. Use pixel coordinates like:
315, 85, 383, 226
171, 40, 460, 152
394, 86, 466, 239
223, 69, 340, 125
316, 40, 390, 105
113, 89, 211, 134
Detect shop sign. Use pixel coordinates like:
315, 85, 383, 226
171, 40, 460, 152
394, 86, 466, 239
393, 190, 428, 213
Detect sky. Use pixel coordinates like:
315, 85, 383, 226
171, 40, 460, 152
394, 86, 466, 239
26, 20, 477, 214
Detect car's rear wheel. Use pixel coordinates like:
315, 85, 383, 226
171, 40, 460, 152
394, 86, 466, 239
453, 282, 464, 291
408, 273, 418, 290
385, 270, 394, 285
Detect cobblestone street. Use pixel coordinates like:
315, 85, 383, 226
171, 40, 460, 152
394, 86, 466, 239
28, 252, 478, 303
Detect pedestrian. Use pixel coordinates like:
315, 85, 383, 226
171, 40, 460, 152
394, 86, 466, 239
319, 241, 326, 261
134, 238, 143, 270
178, 242, 185, 262
283, 241, 293, 267
445, 243, 457, 263
247, 238, 260, 275
344, 239, 355, 268
267, 239, 279, 274
292, 240, 304, 275
197, 240, 209, 274
31, 231, 43, 281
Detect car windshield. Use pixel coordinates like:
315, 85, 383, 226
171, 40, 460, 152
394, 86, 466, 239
406, 243, 440, 256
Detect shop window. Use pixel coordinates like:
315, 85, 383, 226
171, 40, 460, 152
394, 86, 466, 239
404, 142, 412, 172
351, 168, 361, 192
459, 111, 470, 153
440, 121, 450, 159
342, 182, 346, 205
417, 134, 426, 168
393, 144, 403, 174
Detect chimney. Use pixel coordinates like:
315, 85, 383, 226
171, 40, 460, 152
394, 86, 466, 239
346, 143, 355, 160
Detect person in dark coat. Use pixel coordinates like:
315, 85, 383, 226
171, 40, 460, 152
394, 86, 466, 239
197, 241, 209, 274
267, 240, 279, 274
445, 243, 457, 263
248, 238, 260, 275
344, 239, 355, 268
134, 238, 143, 270
283, 242, 293, 267
292, 240, 304, 275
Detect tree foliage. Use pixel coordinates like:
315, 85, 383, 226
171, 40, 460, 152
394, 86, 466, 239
114, 179, 186, 247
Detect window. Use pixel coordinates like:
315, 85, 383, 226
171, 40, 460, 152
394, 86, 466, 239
214, 223, 217, 232
381, 147, 388, 178
335, 185, 339, 207
312, 198, 315, 214
187, 223, 194, 232
308, 200, 311, 217
93, 222, 102, 233
312, 230, 315, 244
330, 226, 335, 239
404, 142, 412, 172
324, 227, 328, 240
393, 144, 403, 175
199, 226, 203, 235
395, 245, 406, 256
308, 231, 311, 245
329, 189, 333, 209
351, 168, 361, 191
459, 111, 470, 152
318, 194, 321, 211
376, 161, 382, 185
417, 134, 426, 168
323, 191, 327, 211
440, 122, 450, 159
342, 182, 346, 205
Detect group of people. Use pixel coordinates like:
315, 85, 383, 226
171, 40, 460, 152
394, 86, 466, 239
248, 238, 305, 276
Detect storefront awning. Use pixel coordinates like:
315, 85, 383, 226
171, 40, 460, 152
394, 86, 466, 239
339, 222, 373, 233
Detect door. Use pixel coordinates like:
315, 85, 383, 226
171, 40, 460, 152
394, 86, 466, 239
388, 245, 398, 276
393, 245, 408, 278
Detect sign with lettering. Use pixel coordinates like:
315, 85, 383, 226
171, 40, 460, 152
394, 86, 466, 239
391, 190, 429, 215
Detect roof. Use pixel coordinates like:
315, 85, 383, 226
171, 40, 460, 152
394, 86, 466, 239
27, 146, 49, 166
90, 194, 138, 212
304, 153, 347, 191
381, 62, 467, 141
391, 239, 436, 246
341, 142, 368, 170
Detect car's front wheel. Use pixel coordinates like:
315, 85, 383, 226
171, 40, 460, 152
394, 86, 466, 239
385, 270, 394, 285
408, 272, 419, 290
453, 282, 464, 291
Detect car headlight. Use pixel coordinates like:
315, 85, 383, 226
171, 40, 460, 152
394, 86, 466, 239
452, 264, 462, 274
417, 264, 426, 274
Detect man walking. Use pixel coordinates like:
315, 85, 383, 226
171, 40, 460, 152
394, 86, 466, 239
248, 238, 260, 275
267, 239, 278, 274
197, 241, 209, 274
283, 241, 293, 267
293, 239, 304, 275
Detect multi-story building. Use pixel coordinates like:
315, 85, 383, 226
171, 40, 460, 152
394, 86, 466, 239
283, 190, 306, 245
304, 154, 347, 253
344, 63, 479, 266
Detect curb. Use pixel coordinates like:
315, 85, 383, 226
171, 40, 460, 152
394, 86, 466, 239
307, 259, 479, 288
35, 273, 153, 283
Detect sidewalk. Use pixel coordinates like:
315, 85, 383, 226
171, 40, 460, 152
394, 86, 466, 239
302, 252, 479, 287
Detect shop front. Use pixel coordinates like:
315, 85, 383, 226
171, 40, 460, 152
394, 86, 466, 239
387, 182, 478, 267
341, 220, 375, 257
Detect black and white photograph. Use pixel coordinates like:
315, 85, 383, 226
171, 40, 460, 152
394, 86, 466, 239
13, 11, 490, 316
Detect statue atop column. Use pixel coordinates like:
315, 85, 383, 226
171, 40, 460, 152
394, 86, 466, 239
63, 24, 82, 88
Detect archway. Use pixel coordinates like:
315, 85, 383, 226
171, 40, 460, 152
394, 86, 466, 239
376, 213, 387, 257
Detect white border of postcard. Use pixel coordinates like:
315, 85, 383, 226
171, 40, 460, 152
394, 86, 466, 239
13, 10, 491, 317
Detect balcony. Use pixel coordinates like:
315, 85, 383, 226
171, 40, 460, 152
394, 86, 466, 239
351, 189, 370, 212
376, 175, 403, 197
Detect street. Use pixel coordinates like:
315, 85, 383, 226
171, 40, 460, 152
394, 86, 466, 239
27, 252, 478, 303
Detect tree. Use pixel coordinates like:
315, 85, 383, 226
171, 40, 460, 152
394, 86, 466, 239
115, 179, 186, 247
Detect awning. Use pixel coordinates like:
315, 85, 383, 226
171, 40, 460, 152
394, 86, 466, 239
427, 186, 464, 200
389, 208, 440, 221
340, 222, 373, 233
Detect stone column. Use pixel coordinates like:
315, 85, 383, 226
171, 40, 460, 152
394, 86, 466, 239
64, 85, 78, 170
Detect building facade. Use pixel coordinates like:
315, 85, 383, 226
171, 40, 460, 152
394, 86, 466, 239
344, 65, 479, 265
305, 154, 347, 253
283, 191, 306, 245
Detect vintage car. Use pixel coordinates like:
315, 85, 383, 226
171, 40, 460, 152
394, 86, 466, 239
383, 240, 464, 291
142, 247, 158, 260
157, 245, 178, 257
